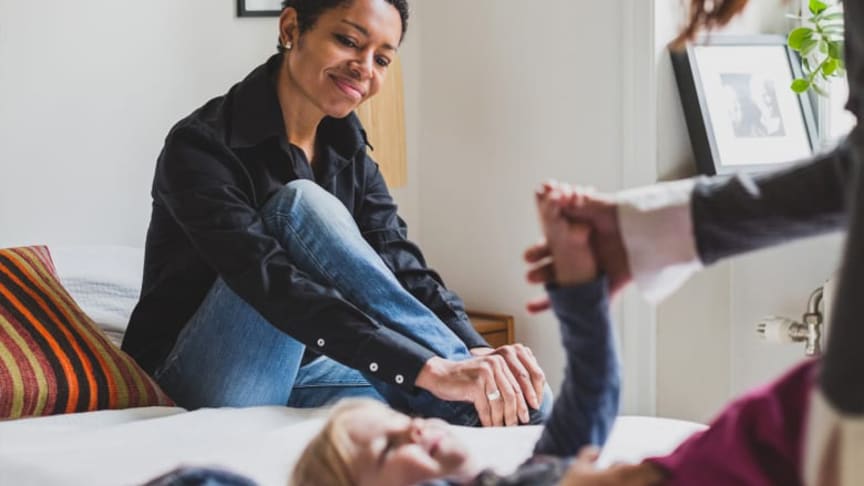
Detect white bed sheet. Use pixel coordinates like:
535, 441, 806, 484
0, 406, 704, 486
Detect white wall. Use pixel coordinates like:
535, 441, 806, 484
0, 0, 279, 247
412, 0, 625, 391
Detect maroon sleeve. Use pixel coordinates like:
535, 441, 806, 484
646, 360, 817, 486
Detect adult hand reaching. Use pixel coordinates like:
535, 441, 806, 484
415, 354, 532, 427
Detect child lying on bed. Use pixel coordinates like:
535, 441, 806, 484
285, 183, 818, 486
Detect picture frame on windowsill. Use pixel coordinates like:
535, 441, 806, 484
237, 0, 282, 18
671, 35, 819, 176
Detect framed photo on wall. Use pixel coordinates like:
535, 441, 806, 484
237, 0, 283, 17
671, 35, 818, 175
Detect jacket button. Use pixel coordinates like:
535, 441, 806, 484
369, 362, 379, 372
395, 374, 404, 384
316, 338, 325, 347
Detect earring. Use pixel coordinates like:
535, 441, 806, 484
283, 41, 293, 51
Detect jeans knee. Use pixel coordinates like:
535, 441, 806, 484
284, 178, 320, 195
262, 180, 352, 229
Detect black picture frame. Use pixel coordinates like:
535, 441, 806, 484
671, 35, 819, 176
237, 0, 282, 18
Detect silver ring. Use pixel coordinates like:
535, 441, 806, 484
486, 389, 501, 401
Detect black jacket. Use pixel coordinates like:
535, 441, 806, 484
122, 54, 487, 390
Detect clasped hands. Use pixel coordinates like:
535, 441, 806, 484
416, 343, 545, 427
525, 181, 631, 312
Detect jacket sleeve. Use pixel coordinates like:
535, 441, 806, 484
355, 155, 489, 349
692, 140, 854, 265
533, 277, 619, 457
154, 123, 435, 391
620, 137, 857, 302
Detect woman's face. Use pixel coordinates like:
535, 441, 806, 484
279, 0, 402, 119
344, 403, 474, 486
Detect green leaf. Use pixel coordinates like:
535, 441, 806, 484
791, 78, 811, 93
819, 40, 829, 55
801, 38, 820, 56
809, 0, 829, 15
822, 58, 840, 76
828, 41, 844, 60
788, 27, 814, 50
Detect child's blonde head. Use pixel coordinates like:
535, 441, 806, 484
290, 398, 388, 486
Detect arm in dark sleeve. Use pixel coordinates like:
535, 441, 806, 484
693, 141, 854, 265
692, 128, 864, 413
820, 133, 864, 414
156, 124, 435, 390
355, 156, 488, 349
533, 276, 620, 457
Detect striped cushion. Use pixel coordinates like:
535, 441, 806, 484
0, 246, 172, 419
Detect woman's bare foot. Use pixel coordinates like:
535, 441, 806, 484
535, 182, 598, 286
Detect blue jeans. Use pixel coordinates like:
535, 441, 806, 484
155, 180, 551, 425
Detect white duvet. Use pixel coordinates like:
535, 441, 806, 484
0, 406, 704, 486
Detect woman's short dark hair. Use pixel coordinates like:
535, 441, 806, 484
279, 0, 409, 51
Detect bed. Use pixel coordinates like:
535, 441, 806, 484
0, 245, 706, 485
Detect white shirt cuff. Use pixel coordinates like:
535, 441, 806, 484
616, 179, 702, 303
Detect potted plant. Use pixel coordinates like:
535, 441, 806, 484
787, 0, 845, 95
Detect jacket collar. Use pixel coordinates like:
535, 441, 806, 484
229, 53, 369, 161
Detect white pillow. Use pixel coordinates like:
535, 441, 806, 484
50, 245, 144, 343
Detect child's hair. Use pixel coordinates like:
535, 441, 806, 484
290, 398, 389, 486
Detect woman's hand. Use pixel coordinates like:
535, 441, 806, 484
415, 355, 531, 427
470, 345, 546, 412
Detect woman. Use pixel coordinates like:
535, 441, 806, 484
121, 0, 550, 428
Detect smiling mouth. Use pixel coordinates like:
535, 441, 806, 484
331, 75, 364, 100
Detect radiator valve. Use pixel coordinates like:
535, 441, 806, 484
756, 287, 823, 356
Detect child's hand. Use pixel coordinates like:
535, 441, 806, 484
535, 181, 598, 286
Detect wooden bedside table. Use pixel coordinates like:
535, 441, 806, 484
466, 311, 514, 348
